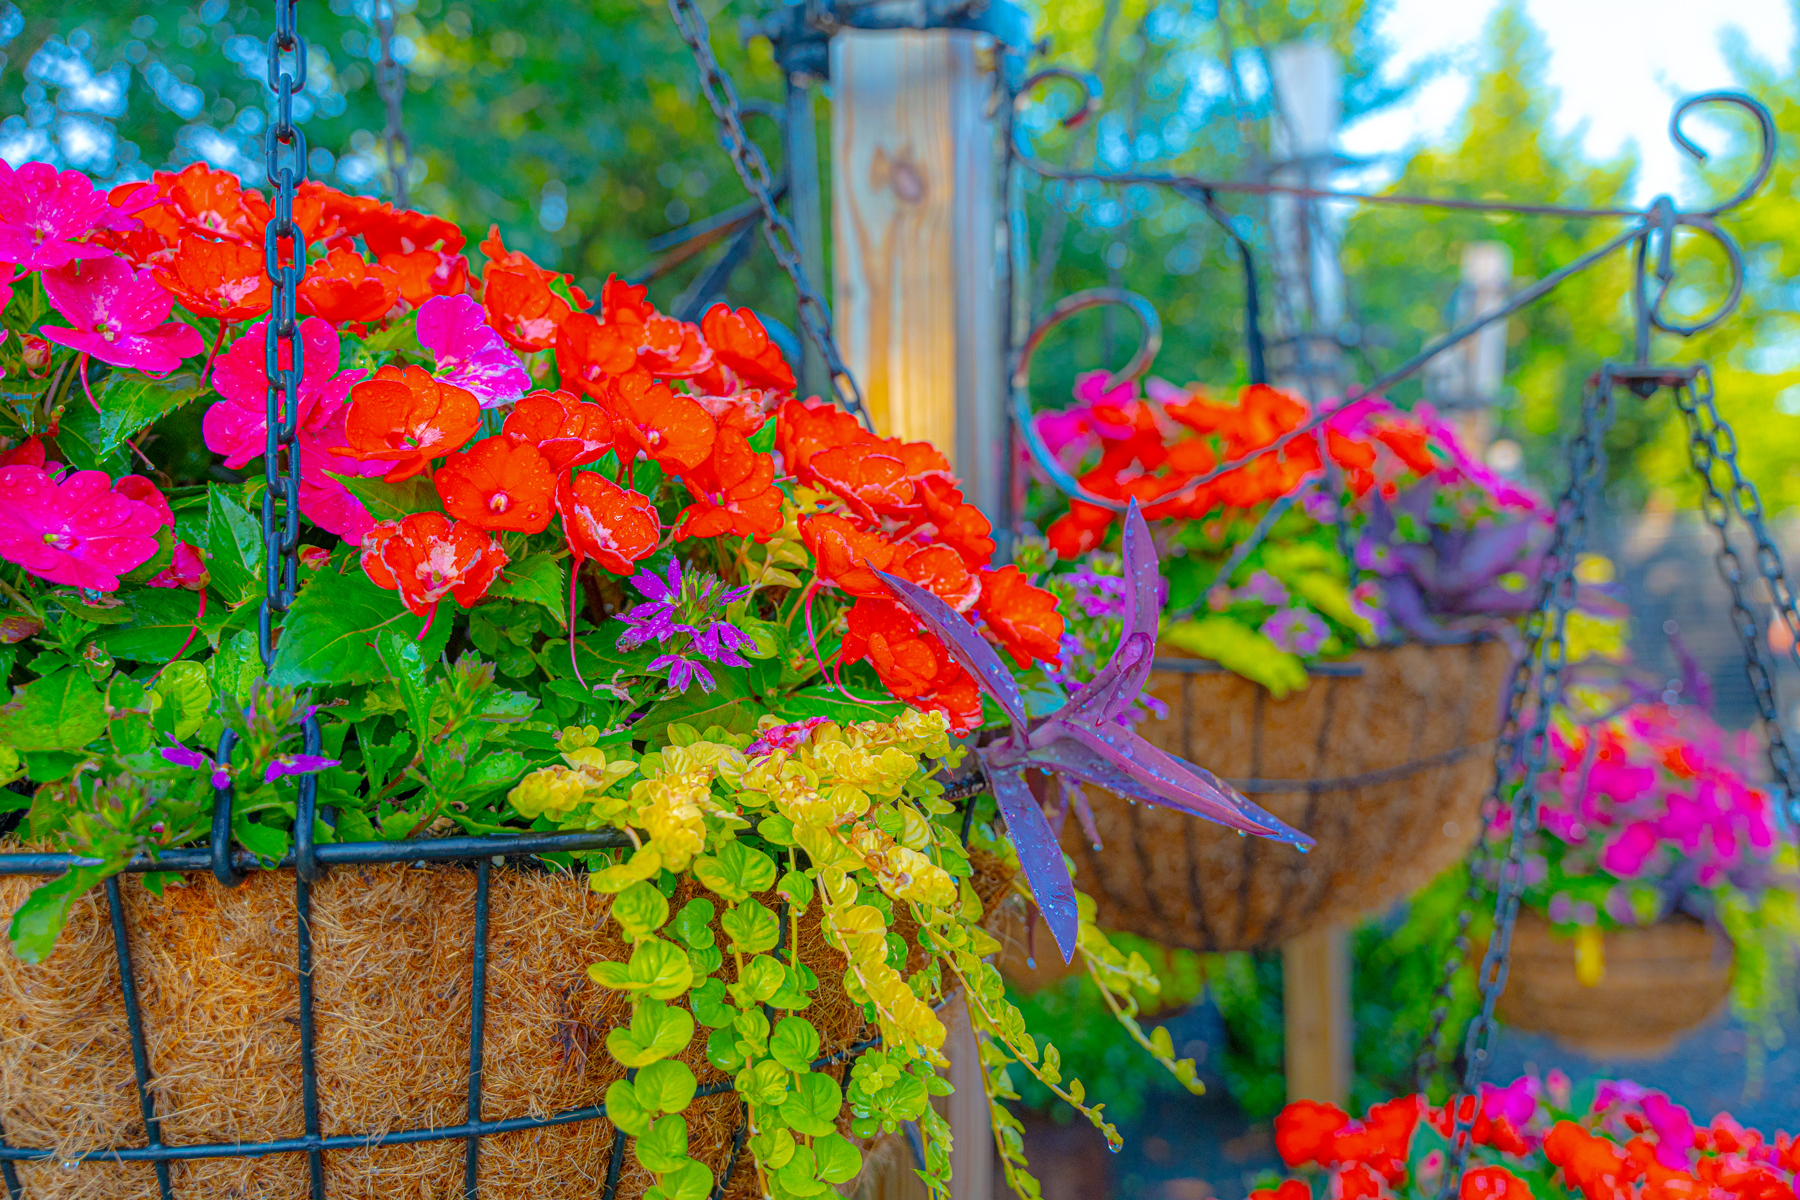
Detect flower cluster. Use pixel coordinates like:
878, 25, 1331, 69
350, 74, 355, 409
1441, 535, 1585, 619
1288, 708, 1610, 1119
781, 399, 1063, 731
616, 558, 755, 694
1258, 1075, 1800, 1200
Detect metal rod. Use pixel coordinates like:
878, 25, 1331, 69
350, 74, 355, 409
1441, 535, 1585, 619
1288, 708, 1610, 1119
463, 857, 491, 1199
296, 870, 324, 1199
1147, 656, 1364, 678
785, 72, 830, 400
0, 830, 635, 878
106, 877, 174, 1200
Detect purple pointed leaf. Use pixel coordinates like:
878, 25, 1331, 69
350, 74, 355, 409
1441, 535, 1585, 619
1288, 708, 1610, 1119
980, 754, 1079, 962
1118, 499, 1161, 644
1069, 785, 1104, 851
1023, 720, 1313, 848
874, 568, 1026, 729
1061, 631, 1156, 727
1436, 521, 1536, 593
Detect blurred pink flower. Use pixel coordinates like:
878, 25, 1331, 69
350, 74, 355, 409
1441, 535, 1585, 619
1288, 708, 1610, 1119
1641, 1093, 1697, 1169
1596, 820, 1661, 878
1480, 1075, 1540, 1132
1075, 368, 1139, 409
40, 257, 204, 375
203, 318, 368, 468
0, 161, 157, 271
416, 294, 529, 408
0, 465, 168, 590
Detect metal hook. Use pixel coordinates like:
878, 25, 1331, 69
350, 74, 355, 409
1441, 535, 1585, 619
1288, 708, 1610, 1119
1013, 66, 1102, 132
1010, 288, 1162, 514
1670, 91, 1775, 218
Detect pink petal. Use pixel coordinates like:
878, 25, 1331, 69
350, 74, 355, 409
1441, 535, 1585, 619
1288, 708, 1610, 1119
43, 255, 177, 336
416, 294, 529, 408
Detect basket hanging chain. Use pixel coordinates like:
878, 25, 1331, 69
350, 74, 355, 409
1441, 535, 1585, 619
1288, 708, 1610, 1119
259, 0, 309, 673
1674, 366, 1800, 811
1433, 374, 1618, 1198
373, 0, 414, 208
663, 0, 872, 430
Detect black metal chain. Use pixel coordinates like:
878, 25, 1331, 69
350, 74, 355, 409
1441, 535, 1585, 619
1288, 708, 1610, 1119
1675, 366, 1800, 813
260, 0, 308, 671
1433, 374, 1617, 1197
373, 0, 413, 208
664, 0, 872, 429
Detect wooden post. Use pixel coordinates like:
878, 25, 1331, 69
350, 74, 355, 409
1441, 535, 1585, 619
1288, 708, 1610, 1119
1423, 241, 1513, 453
1284, 924, 1352, 1105
829, 29, 1006, 522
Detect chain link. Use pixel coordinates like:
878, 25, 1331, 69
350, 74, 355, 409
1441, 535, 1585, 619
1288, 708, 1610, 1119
1675, 365, 1800, 814
664, 0, 871, 429
1433, 374, 1618, 1199
260, 0, 308, 671
372, 1, 414, 208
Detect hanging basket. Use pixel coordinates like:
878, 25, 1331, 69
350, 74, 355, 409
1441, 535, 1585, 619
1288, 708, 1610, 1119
0, 852, 1013, 1199
1491, 910, 1733, 1058
1062, 638, 1509, 951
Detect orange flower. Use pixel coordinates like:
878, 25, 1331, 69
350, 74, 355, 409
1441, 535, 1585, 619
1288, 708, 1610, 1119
557, 471, 660, 575
1544, 1121, 1632, 1200
911, 476, 996, 566
293, 181, 389, 249
381, 248, 472, 307
976, 566, 1063, 668
1460, 1167, 1531, 1200
840, 597, 983, 733
800, 512, 907, 598
675, 428, 784, 542
1276, 1100, 1352, 1168
298, 246, 402, 324
700, 303, 795, 392
434, 435, 558, 534
554, 312, 639, 396
503, 389, 618, 471
1334, 1163, 1386, 1200
479, 226, 588, 352
775, 397, 865, 477
809, 440, 916, 520
900, 544, 981, 612
1376, 423, 1438, 476
1250, 1182, 1313, 1200
598, 275, 714, 379
343, 364, 482, 482
158, 162, 271, 246
360, 511, 507, 622
151, 235, 271, 322
606, 371, 718, 473
365, 208, 466, 258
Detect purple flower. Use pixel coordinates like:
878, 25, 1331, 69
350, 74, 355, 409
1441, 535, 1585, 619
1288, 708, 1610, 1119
1354, 536, 1397, 575
416, 295, 530, 408
747, 716, 831, 756
651, 653, 716, 694
1240, 570, 1288, 607
631, 558, 683, 604
264, 754, 340, 783
161, 737, 231, 789
1261, 608, 1329, 656
617, 601, 679, 650
1301, 489, 1339, 523
687, 621, 754, 667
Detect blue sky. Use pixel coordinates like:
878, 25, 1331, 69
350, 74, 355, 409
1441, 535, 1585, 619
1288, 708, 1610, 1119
1338, 0, 1797, 204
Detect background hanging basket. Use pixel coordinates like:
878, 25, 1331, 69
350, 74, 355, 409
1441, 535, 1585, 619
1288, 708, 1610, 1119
1491, 910, 1733, 1059
0, 855, 1013, 1200
1062, 638, 1509, 951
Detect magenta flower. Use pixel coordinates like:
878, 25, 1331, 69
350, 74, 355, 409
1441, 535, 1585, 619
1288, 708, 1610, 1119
147, 541, 209, 591
265, 754, 341, 783
204, 317, 368, 469
1596, 821, 1661, 877
416, 294, 530, 408
747, 716, 832, 757
1240, 569, 1289, 607
40, 256, 204, 375
1261, 607, 1329, 655
162, 737, 231, 790
0, 263, 16, 313
0, 466, 169, 590
0, 161, 159, 271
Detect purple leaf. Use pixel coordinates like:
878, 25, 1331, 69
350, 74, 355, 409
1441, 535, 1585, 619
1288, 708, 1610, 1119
1669, 627, 1714, 714
981, 756, 1080, 962
1061, 630, 1156, 727
1118, 499, 1161, 644
875, 568, 1026, 729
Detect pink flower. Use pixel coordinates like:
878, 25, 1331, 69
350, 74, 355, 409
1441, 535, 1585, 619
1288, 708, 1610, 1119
148, 542, 209, 591
0, 466, 169, 590
297, 400, 384, 544
40, 256, 204, 375
1596, 820, 1661, 878
416, 294, 530, 408
1074, 368, 1139, 409
0, 263, 16, 313
0, 161, 158, 271
203, 318, 368, 468
1641, 1093, 1698, 1169
1262, 607, 1330, 655
1480, 1075, 1540, 1132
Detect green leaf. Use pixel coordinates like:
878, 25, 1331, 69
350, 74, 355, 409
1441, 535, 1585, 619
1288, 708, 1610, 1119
612, 880, 671, 943
97, 373, 204, 456
645, 1158, 711, 1200
211, 629, 261, 706
631, 669, 760, 743
329, 472, 443, 523
6, 867, 102, 963
774, 871, 813, 910
751, 1129, 797, 1170
704, 1026, 745, 1072
97, 589, 216, 663
774, 686, 904, 724
634, 1058, 698, 1115
689, 977, 736, 1028
768, 1016, 820, 1073
50, 399, 129, 474
0, 668, 107, 752
720, 898, 780, 954
270, 562, 452, 686
233, 813, 290, 863
812, 1133, 863, 1185
671, 898, 717, 949
204, 484, 263, 605
488, 552, 569, 628
692, 841, 777, 903
636, 1114, 691, 1173
587, 937, 694, 1000
374, 629, 437, 738
149, 661, 209, 741
606, 999, 696, 1068
605, 1077, 652, 1138
730, 953, 786, 1006
778, 1072, 843, 1138
1160, 617, 1308, 698
774, 1147, 828, 1196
